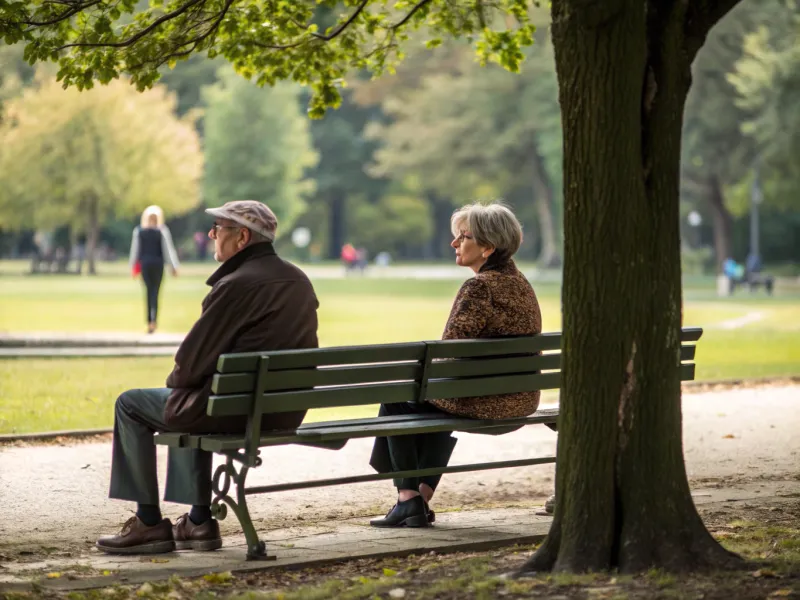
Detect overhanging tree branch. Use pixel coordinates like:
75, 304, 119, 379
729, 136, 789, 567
312, 0, 369, 41
56, 0, 207, 50
684, 0, 744, 61
390, 0, 433, 29
18, 1, 102, 27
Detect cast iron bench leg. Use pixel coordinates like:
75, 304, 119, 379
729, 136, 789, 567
211, 456, 275, 561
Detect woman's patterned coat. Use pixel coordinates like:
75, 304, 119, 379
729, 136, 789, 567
428, 260, 543, 419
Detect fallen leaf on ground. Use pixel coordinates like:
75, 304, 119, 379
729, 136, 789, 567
383, 568, 398, 577
45, 572, 61, 579
751, 568, 778, 578
769, 590, 794, 598
389, 589, 406, 599
203, 571, 233, 584
722, 434, 736, 439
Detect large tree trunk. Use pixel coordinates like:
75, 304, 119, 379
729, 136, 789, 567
707, 174, 733, 273
530, 141, 562, 268
86, 195, 99, 276
519, 0, 743, 574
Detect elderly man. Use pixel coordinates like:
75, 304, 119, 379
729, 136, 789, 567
97, 200, 319, 555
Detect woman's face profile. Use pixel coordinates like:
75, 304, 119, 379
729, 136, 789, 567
451, 227, 492, 273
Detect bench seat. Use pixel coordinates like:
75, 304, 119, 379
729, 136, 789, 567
155, 407, 560, 451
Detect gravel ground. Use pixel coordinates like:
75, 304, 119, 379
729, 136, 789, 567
0, 384, 798, 551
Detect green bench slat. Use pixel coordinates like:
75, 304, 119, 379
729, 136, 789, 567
426, 372, 562, 400
681, 362, 695, 381
208, 381, 419, 416
428, 353, 560, 379
197, 408, 561, 452
681, 327, 703, 342
681, 345, 696, 361
216, 342, 426, 373
425, 334, 562, 359
212, 362, 421, 395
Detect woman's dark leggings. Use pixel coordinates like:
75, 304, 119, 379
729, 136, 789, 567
140, 263, 164, 324
369, 402, 458, 492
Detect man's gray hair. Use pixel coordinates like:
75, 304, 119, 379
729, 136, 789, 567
451, 201, 523, 261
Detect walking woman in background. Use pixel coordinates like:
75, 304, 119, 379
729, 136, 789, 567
129, 205, 180, 334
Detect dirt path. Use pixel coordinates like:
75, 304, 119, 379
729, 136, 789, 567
1, 385, 798, 552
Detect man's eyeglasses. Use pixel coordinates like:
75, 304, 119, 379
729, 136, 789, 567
209, 224, 240, 239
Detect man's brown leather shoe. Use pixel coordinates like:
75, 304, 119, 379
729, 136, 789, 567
96, 516, 175, 555
173, 514, 222, 551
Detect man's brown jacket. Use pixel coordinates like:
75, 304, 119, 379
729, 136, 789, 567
164, 242, 318, 433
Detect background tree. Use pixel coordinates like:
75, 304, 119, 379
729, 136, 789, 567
727, 3, 800, 211
203, 67, 318, 235
0, 73, 202, 273
363, 31, 562, 265
300, 89, 388, 259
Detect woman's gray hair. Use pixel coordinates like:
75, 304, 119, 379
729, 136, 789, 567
451, 201, 523, 261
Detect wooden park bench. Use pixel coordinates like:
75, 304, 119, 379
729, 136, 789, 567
155, 327, 703, 560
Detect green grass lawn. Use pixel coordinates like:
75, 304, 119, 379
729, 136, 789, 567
1, 260, 798, 434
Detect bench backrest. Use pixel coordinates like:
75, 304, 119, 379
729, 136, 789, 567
207, 328, 703, 419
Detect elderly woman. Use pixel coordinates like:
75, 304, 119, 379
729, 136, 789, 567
129, 205, 181, 334
369, 201, 542, 528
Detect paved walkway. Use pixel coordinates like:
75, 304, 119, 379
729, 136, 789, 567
1, 385, 798, 592
2, 481, 798, 594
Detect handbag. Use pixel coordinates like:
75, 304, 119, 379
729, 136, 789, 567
132, 261, 141, 276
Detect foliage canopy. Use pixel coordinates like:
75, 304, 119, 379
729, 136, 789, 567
1, 0, 536, 117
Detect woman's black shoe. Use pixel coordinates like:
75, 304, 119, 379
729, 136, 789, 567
370, 496, 430, 528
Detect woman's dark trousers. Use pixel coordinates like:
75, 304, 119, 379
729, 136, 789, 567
141, 263, 164, 324
369, 402, 458, 492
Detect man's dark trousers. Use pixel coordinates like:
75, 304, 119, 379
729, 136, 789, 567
110, 388, 212, 505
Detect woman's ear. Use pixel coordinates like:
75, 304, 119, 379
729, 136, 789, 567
482, 246, 496, 259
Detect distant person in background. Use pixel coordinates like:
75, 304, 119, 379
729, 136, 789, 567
341, 243, 358, 272
194, 231, 209, 261
129, 205, 180, 334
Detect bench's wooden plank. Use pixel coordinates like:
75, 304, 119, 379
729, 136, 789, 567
681, 362, 696, 381
197, 409, 561, 451
207, 381, 420, 416
681, 327, 703, 342
426, 334, 562, 359
216, 342, 426, 373
428, 353, 561, 379
212, 362, 421, 395
426, 372, 562, 400
681, 345, 696, 362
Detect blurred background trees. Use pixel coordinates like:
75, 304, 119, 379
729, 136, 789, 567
0, 71, 202, 273
0, 0, 798, 272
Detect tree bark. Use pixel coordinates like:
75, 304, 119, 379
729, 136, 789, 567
530, 140, 562, 268
86, 195, 99, 276
707, 174, 733, 273
518, 0, 743, 574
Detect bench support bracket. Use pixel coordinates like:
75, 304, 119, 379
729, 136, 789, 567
211, 457, 275, 561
